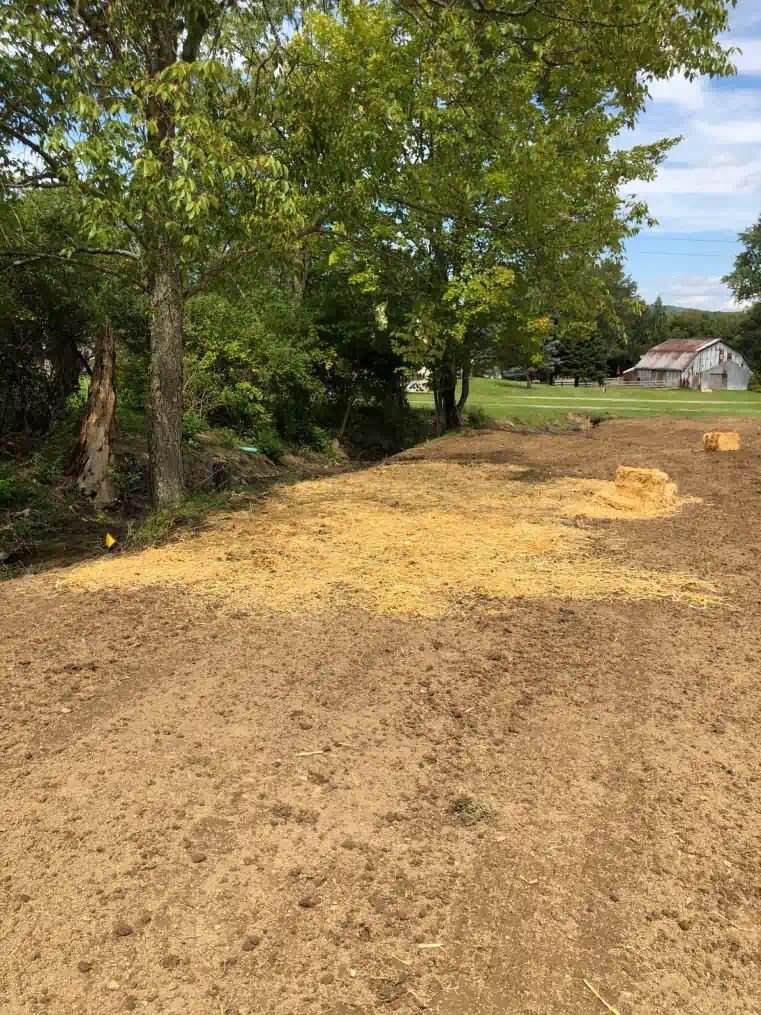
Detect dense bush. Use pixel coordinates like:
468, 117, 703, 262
0, 464, 33, 509
253, 424, 283, 462
184, 290, 326, 438
466, 405, 496, 429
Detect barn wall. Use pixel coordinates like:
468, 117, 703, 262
700, 360, 753, 391
727, 362, 752, 391
639, 368, 681, 387
680, 342, 752, 391
690, 342, 750, 375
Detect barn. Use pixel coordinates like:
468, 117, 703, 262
623, 338, 752, 391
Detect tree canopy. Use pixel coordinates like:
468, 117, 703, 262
0, 1, 738, 501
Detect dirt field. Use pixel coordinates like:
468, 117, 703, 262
2, 417, 761, 1015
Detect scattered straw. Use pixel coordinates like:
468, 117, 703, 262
44, 460, 719, 616
582, 978, 623, 1015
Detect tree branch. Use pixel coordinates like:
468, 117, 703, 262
0, 246, 139, 261
0, 124, 65, 177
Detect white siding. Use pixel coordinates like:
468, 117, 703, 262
684, 341, 749, 378
682, 341, 752, 391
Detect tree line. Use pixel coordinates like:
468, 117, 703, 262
1, 1, 737, 506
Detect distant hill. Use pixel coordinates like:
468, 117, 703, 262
661, 304, 743, 317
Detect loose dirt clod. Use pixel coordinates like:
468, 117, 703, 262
703, 430, 741, 452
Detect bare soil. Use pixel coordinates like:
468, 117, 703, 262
2, 416, 761, 1015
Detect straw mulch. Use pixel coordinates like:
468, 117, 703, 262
47, 460, 719, 616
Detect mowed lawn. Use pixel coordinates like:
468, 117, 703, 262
408, 377, 761, 424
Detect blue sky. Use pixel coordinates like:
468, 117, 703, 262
621, 0, 761, 310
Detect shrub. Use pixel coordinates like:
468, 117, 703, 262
254, 424, 283, 462
465, 404, 496, 429
302, 424, 333, 453
182, 408, 208, 441
30, 452, 65, 485
0, 465, 34, 509
207, 427, 245, 450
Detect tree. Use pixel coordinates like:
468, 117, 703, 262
1, 0, 737, 466
649, 297, 670, 343
724, 216, 761, 304
0, 191, 132, 434
320, 1, 734, 428
0, 2, 303, 505
592, 261, 646, 371
69, 322, 117, 505
552, 327, 608, 386
735, 302, 761, 370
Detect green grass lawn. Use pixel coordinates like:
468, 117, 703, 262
407, 378, 761, 425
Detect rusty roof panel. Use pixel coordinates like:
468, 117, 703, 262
634, 338, 718, 372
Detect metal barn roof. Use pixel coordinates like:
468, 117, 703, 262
634, 338, 719, 372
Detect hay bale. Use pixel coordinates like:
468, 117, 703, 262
613, 466, 677, 508
703, 431, 741, 452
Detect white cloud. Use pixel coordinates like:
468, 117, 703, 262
618, 6, 761, 247
730, 37, 761, 74
634, 161, 761, 194
646, 74, 707, 111
632, 191, 759, 233
638, 273, 746, 311
700, 118, 761, 144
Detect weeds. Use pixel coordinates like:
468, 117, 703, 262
254, 424, 283, 461
182, 408, 208, 441
129, 492, 227, 548
449, 795, 496, 826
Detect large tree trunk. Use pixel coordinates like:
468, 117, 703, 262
439, 363, 463, 430
432, 375, 441, 436
149, 264, 184, 508
69, 320, 117, 506
456, 348, 471, 414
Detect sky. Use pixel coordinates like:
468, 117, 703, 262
621, 0, 761, 311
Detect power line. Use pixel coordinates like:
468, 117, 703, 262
634, 236, 740, 245
637, 250, 731, 257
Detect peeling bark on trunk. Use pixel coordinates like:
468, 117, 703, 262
149, 263, 184, 508
69, 321, 117, 506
